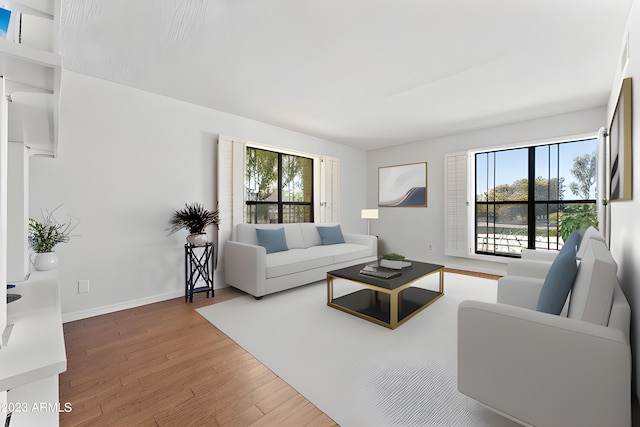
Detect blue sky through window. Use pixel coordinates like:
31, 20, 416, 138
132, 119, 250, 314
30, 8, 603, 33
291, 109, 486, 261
477, 138, 597, 200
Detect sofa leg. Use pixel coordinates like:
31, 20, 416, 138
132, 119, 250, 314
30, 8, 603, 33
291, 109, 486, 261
254, 296, 263, 300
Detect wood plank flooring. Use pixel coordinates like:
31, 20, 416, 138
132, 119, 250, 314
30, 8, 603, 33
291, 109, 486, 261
59, 269, 498, 426
59, 288, 337, 426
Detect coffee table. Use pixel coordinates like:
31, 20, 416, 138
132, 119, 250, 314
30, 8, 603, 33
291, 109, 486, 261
327, 260, 444, 329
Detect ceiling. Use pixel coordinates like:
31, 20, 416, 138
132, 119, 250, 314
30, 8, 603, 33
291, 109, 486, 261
59, 0, 633, 151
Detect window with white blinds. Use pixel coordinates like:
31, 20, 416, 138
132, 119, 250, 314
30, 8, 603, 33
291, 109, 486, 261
217, 136, 339, 230
445, 135, 601, 260
444, 152, 469, 257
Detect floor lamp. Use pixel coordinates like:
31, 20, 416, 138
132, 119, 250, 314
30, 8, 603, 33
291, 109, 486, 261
361, 209, 379, 235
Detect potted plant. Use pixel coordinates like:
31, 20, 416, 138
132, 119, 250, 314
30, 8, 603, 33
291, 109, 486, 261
168, 202, 219, 246
380, 252, 410, 269
28, 206, 79, 271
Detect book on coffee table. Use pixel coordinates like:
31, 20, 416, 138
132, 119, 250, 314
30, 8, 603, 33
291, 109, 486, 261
359, 265, 402, 279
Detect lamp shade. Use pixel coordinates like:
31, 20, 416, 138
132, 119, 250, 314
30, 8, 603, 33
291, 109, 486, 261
361, 209, 379, 220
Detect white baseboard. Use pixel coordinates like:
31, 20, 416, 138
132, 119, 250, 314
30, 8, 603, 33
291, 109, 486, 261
62, 290, 185, 323
62, 281, 232, 323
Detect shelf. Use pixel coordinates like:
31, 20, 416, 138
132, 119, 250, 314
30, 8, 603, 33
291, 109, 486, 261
0, 0, 60, 156
9, 91, 57, 156
0, 38, 60, 69
7, 0, 55, 17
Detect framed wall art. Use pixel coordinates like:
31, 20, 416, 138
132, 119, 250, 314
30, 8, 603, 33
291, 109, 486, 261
609, 77, 632, 201
378, 162, 428, 207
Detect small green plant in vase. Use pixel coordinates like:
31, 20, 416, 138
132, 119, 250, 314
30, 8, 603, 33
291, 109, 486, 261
28, 205, 79, 271
382, 253, 405, 261
28, 218, 70, 253
380, 253, 410, 269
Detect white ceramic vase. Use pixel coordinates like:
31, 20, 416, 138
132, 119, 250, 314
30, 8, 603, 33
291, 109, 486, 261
187, 233, 209, 246
31, 252, 59, 271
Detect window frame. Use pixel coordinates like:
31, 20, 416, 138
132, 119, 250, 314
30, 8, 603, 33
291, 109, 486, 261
472, 136, 598, 258
245, 146, 315, 224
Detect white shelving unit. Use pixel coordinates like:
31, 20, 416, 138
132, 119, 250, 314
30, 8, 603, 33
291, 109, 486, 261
2, 0, 61, 157
2, 0, 60, 281
0, 1, 64, 426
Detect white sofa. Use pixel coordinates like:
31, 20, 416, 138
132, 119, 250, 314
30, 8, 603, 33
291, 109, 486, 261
458, 239, 631, 427
224, 223, 377, 298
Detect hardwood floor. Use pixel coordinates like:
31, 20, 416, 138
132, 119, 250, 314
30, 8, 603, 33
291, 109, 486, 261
59, 288, 337, 426
444, 267, 502, 281
59, 269, 498, 426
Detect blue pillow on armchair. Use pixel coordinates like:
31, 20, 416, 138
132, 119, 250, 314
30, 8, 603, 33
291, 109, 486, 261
536, 246, 578, 315
559, 229, 584, 256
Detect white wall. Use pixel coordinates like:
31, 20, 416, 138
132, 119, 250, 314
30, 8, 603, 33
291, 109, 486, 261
29, 71, 368, 321
367, 107, 605, 276
608, 0, 640, 401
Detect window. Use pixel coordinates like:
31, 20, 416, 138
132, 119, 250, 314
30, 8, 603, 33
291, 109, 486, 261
245, 147, 314, 223
475, 138, 598, 257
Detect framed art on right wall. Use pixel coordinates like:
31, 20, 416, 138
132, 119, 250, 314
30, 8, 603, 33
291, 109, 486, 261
609, 77, 633, 201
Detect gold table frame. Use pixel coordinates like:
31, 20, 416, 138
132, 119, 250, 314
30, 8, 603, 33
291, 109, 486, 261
327, 262, 444, 329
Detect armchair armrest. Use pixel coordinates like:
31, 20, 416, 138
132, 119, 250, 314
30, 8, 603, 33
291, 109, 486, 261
458, 301, 631, 427
496, 275, 544, 310
224, 241, 267, 297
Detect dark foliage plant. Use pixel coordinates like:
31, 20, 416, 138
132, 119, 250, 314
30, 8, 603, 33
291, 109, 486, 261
168, 203, 219, 235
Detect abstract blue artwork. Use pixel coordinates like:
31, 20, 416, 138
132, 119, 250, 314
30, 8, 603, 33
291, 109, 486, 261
0, 8, 10, 39
378, 162, 427, 207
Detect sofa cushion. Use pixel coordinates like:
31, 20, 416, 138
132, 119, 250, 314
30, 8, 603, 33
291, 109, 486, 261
330, 243, 372, 263
317, 225, 346, 245
266, 248, 333, 278
236, 223, 305, 249
256, 228, 288, 254
300, 223, 323, 248
568, 239, 617, 325
576, 226, 605, 260
536, 246, 578, 315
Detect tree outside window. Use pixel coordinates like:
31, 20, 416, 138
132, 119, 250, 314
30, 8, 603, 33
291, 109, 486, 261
245, 147, 313, 223
475, 138, 597, 256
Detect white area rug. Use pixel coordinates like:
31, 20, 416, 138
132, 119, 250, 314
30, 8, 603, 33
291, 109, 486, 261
197, 273, 521, 427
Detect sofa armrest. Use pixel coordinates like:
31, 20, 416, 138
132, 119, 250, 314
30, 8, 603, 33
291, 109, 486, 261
506, 258, 552, 279
458, 300, 631, 427
224, 241, 267, 297
343, 233, 378, 256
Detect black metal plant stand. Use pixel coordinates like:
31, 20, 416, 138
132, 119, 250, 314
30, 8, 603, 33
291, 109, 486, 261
184, 242, 214, 303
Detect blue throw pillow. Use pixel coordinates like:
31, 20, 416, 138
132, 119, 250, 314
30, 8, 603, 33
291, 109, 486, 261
256, 228, 288, 254
559, 229, 584, 256
316, 225, 345, 245
536, 246, 578, 314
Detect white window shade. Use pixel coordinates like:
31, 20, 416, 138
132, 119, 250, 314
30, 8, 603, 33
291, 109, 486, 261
444, 152, 469, 257
319, 156, 339, 223
217, 136, 245, 272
